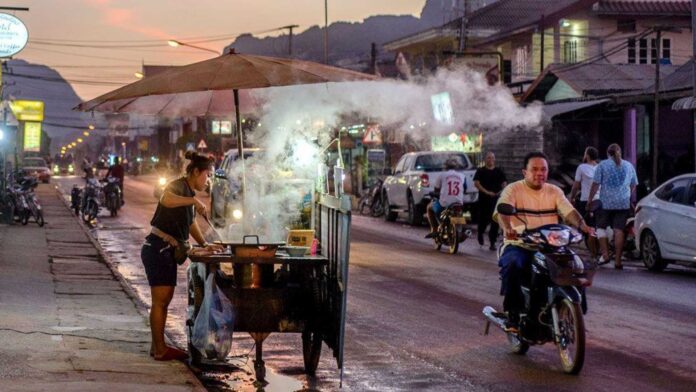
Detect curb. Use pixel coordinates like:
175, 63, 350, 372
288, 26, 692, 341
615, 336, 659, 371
52, 184, 206, 389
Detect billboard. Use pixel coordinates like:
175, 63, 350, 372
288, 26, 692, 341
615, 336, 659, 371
10, 100, 44, 121
23, 121, 42, 152
212, 120, 232, 135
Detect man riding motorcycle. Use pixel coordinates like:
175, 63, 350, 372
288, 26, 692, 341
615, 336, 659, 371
425, 158, 467, 238
494, 152, 594, 332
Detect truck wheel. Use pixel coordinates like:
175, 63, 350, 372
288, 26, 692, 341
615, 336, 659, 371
407, 194, 422, 226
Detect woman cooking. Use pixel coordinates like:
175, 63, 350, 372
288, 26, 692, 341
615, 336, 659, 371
141, 151, 224, 361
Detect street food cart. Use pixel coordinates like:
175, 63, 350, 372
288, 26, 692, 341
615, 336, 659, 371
186, 193, 351, 382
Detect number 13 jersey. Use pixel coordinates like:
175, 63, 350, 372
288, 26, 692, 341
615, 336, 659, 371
435, 170, 467, 207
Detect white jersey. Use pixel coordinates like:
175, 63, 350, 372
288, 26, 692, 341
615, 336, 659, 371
435, 170, 467, 207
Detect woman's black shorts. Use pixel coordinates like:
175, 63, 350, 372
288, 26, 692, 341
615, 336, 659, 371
141, 234, 178, 286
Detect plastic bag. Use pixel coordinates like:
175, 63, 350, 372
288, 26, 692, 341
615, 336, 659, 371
191, 272, 235, 360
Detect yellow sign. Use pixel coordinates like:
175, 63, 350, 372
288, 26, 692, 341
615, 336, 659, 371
10, 100, 45, 122
23, 122, 42, 152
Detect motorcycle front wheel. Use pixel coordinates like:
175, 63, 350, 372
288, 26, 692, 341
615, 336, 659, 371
34, 208, 44, 227
556, 299, 585, 374
21, 210, 29, 225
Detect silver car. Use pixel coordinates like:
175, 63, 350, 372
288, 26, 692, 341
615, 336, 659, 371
209, 149, 259, 227
635, 173, 696, 271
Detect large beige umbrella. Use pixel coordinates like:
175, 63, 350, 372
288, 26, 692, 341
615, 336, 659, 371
77, 50, 377, 193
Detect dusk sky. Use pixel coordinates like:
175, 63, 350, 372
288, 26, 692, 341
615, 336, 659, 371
12, 0, 426, 101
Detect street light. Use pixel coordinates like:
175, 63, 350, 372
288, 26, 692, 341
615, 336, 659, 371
168, 39, 220, 55
134, 71, 144, 79
77, 138, 83, 143
83, 131, 90, 136
88, 124, 95, 130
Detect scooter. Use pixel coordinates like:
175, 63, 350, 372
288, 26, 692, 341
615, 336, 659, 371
70, 185, 82, 215
102, 177, 122, 217
81, 178, 102, 223
358, 177, 385, 217
482, 203, 595, 374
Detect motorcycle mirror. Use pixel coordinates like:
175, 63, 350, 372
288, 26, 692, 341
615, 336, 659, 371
497, 203, 516, 216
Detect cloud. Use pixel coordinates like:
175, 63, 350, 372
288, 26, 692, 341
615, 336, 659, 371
83, 1, 171, 40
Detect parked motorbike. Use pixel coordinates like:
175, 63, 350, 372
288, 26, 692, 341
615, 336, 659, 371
482, 203, 595, 375
358, 178, 385, 217
24, 183, 44, 227
7, 176, 43, 226
431, 194, 472, 254
81, 178, 102, 222
70, 185, 82, 216
102, 177, 122, 217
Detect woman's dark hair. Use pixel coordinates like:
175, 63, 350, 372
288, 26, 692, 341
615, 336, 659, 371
184, 151, 214, 175
523, 151, 547, 168
585, 146, 599, 161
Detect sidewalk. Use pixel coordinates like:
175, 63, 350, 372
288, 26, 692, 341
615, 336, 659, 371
0, 184, 205, 391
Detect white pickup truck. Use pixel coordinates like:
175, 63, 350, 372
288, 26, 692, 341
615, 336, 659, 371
382, 151, 478, 225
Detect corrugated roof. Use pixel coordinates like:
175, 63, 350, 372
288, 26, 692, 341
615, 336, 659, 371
551, 63, 675, 94
467, 0, 584, 32
654, 59, 693, 92
595, 0, 691, 15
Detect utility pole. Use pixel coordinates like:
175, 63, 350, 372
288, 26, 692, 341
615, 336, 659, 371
371, 43, 377, 75
652, 29, 662, 188
692, 0, 696, 172
458, 0, 468, 52
539, 15, 545, 72
280, 24, 299, 57
324, 0, 329, 64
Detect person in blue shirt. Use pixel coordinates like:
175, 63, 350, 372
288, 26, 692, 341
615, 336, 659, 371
587, 144, 637, 269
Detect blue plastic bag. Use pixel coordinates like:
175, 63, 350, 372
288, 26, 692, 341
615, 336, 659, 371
191, 273, 235, 360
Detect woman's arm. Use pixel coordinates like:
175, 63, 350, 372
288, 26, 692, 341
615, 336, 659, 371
161, 191, 207, 215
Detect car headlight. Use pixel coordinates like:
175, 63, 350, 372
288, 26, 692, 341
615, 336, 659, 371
53, 165, 59, 174
158, 177, 167, 186
68, 164, 74, 173
232, 209, 243, 220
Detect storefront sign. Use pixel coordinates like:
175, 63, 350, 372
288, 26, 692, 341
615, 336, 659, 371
211, 120, 232, 134
0, 13, 28, 58
23, 121, 41, 152
431, 92, 454, 125
9, 100, 44, 122
431, 132, 482, 153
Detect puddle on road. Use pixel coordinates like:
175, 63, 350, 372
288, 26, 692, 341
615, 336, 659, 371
200, 361, 306, 392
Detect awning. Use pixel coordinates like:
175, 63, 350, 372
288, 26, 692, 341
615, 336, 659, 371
542, 99, 610, 122
672, 96, 696, 111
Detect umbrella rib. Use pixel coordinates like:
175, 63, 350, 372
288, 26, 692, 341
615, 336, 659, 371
114, 97, 140, 113
157, 94, 178, 116
205, 91, 215, 116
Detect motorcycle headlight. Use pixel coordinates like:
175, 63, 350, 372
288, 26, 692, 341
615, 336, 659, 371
158, 177, 167, 186
232, 209, 243, 220
53, 165, 59, 174
541, 229, 571, 247
68, 164, 74, 173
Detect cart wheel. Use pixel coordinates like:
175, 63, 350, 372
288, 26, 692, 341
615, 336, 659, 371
302, 330, 322, 375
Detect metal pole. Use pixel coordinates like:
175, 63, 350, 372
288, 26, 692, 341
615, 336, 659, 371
234, 88, 246, 234
652, 29, 662, 187
540, 15, 545, 71
692, 0, 696, 172
324, 0, 328, 64
458, 0, 468, 52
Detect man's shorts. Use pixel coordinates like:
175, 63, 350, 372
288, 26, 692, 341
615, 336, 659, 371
432, 199, 443, 215
596, 209, 630, 231
141, 234, 178, 286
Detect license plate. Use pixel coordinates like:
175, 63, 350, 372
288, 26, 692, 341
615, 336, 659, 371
450, 216, 467, 225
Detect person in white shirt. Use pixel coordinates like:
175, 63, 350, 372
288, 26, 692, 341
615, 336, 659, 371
425, 159, 467, 238
568, 146, 600, 258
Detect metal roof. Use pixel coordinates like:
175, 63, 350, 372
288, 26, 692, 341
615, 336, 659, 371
542, 98, 610, 121
594, 0, 691, 16
551, 63, 675, 94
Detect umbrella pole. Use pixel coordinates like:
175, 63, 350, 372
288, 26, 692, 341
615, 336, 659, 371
234, 89, 247, 234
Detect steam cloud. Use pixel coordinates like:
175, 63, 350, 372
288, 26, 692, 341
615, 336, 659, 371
222, 68, 542, 242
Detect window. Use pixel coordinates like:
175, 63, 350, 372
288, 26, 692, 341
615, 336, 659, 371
618, 19, 636, 33
394, 156, 406, 174
627, 39, 636, 64
563, 40, 577, 64
686, 180, 696, 207
648, 38, 671, 64
655, 178, 691, 204
639, 39, 648, 64
662, 38, 671, 63
514, 46, 529, 77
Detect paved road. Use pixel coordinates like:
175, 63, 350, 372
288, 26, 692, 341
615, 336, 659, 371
54, 175, 696, 392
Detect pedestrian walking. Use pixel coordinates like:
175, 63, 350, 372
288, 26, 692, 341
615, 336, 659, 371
474, 152, 507, 250
569, 146, 600, 258
588, 144, 637, 269
140, 151, 223, 361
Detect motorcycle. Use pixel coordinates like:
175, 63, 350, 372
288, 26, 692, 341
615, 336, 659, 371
7, 176, 43, 226
81, 178, 102, 223
102, 177, 122, 217
23, 183, 44, 227
70, 185, 82, 216
482, 203, 595, 374
358, 177, 385, 217
431, 194, 472, 254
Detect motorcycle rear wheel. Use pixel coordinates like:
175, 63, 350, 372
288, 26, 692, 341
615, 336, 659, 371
557, 299, 585, 374
448, 224, 460, 254
21, 210, 29, 225
34, 209, 44, 227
